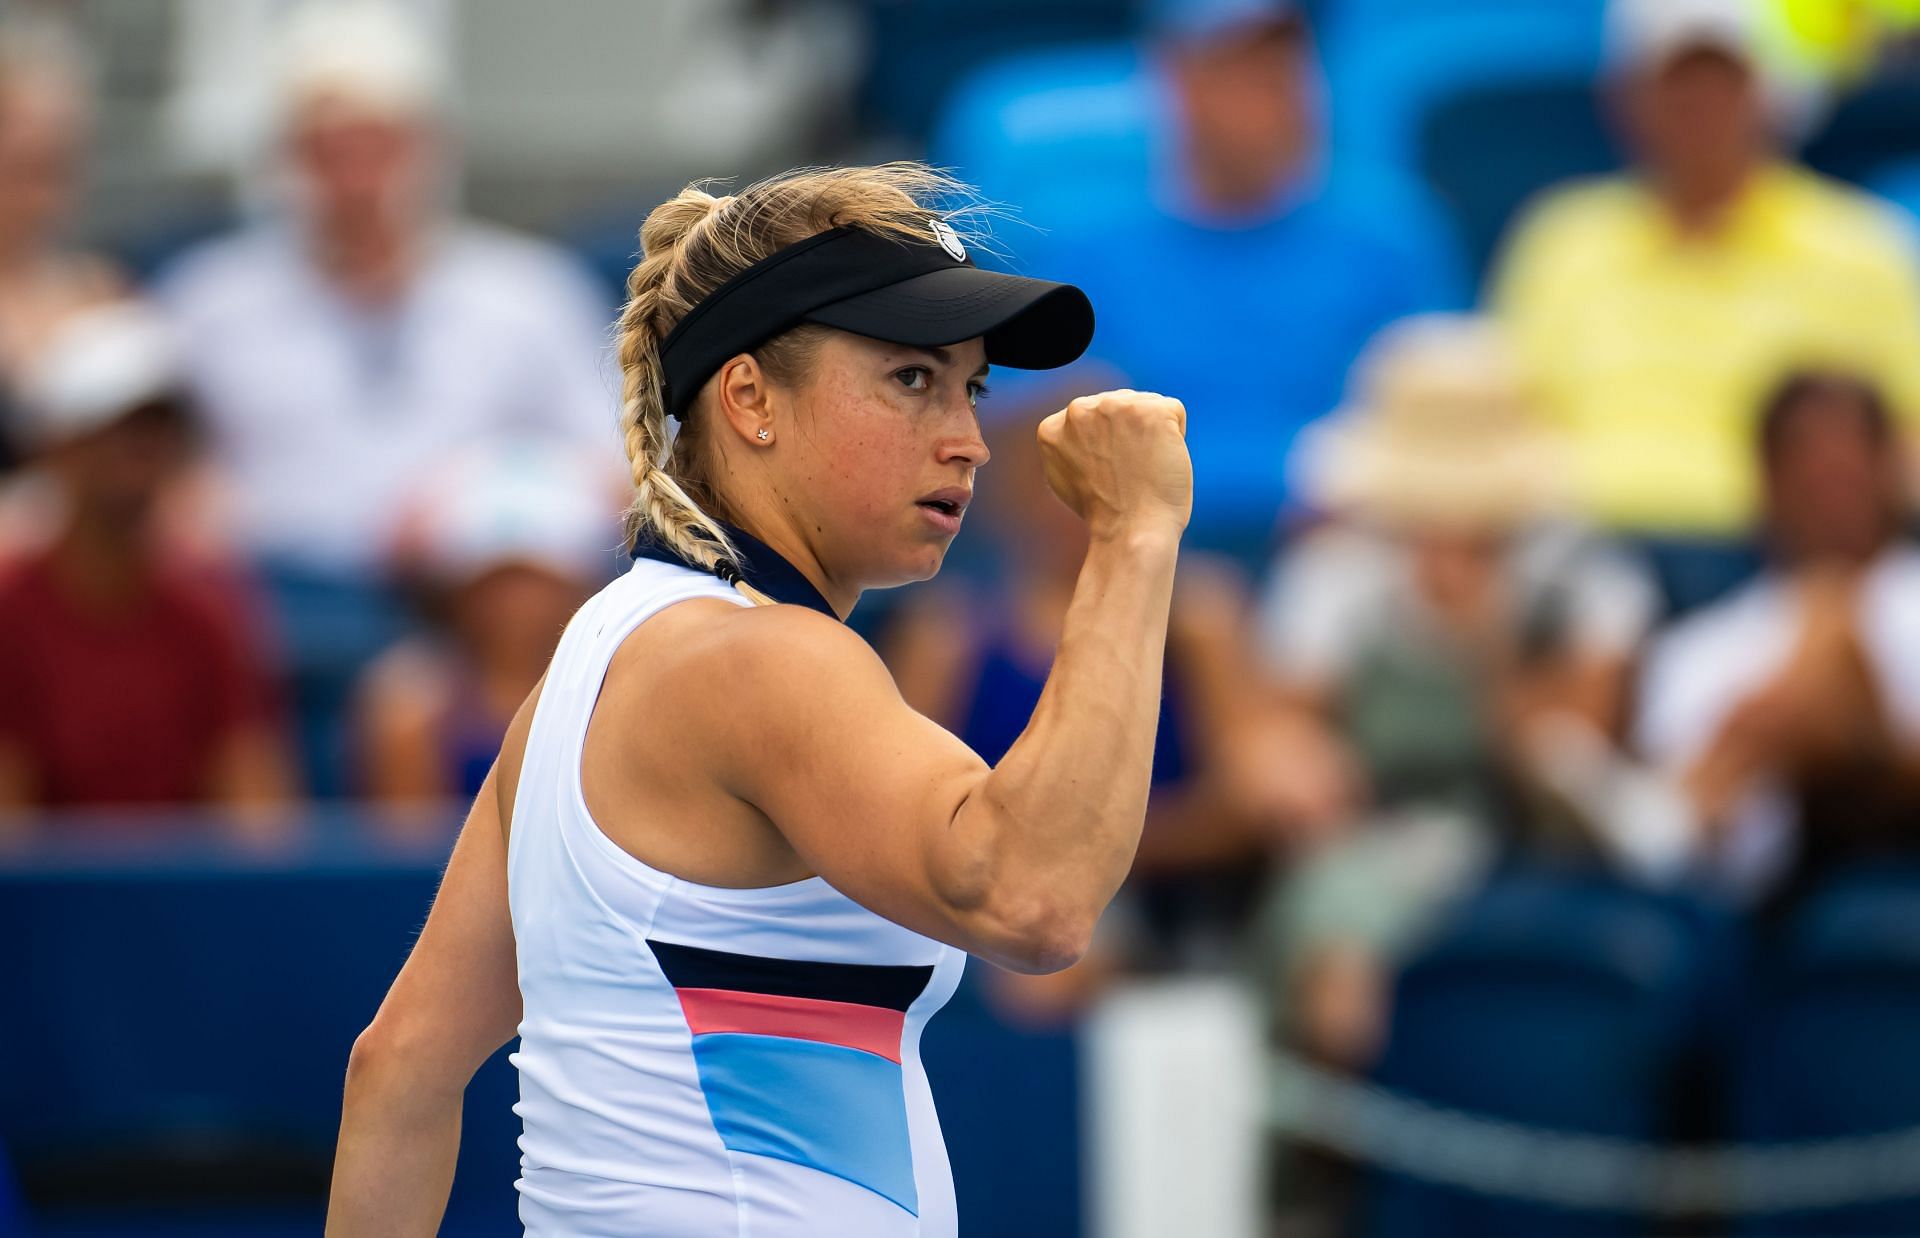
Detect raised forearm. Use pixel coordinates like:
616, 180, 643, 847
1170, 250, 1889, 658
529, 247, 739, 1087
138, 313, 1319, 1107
952, 525, 1181, 962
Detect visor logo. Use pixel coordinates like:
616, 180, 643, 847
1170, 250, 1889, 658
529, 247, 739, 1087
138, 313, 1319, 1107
931, 220, 967, 262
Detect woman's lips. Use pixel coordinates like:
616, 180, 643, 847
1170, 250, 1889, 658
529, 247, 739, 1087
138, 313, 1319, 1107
915, 489, 970, 535
916, 499, 964, 534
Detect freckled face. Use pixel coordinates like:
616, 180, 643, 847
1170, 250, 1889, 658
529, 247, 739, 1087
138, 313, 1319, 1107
778, 331, 990, 589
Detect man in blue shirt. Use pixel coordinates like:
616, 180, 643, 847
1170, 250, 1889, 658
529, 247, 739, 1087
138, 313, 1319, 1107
970, 0, 1464, 558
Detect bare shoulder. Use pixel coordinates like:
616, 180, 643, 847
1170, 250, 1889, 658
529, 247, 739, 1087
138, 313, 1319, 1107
585, 596, 916, 877
628, 596, 895, 723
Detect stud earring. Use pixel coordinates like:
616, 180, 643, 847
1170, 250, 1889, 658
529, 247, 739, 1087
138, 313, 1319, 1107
756, 429, 771, 442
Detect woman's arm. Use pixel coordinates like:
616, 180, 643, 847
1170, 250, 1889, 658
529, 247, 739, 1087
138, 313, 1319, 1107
677, 391, 1191, 974
326, 690, 533, 1236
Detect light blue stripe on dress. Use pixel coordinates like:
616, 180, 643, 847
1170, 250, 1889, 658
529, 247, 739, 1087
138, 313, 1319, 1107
689, 1031, 919, 1214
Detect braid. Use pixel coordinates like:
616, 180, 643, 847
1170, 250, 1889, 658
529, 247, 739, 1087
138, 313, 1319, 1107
614, 215, 736, 574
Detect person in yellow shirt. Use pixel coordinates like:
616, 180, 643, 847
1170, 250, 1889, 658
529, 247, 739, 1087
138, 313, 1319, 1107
1491, 0, 1920, 559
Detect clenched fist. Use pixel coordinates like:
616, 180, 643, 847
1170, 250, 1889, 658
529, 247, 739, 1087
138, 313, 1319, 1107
1036, 389, 1192, 538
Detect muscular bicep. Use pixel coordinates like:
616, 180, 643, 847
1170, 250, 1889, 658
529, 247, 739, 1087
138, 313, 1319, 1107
703, 608, 998, 950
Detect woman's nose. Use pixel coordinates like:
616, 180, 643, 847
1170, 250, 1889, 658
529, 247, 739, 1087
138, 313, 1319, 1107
939, 414, 990, 468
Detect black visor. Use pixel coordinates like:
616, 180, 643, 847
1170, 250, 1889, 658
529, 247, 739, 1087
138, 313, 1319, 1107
657, 224, 1094, 419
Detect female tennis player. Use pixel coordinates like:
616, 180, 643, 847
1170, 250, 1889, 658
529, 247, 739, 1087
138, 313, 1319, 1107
326, 163, 1190, 1236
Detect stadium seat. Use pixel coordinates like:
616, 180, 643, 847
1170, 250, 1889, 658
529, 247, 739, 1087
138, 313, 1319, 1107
1633, 536, 1768, 620
1866, 154, 1920, 223
929, 38, 1155, 237
1734, 863, 1920, 1235
1324, 7, 1615, 280
1417, 76, 1618, 281
1320, 0, 1607, 59
1325, 6, 1606, 170
33, 1204, 324, 1237
853, 0, 1138, 144
252, 561, 413, 799
1801, 68, 1920, 190
0, 1141, 23, 1235
1363, 868, 1724, 1236
922, 971, 1084, 1238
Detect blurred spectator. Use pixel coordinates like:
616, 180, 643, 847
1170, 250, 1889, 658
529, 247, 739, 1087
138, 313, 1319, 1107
0, 302, 295, 824
1637, 372, 1920, 906
355, 440, 617, 810
1492, 0, 1920, 590
0, 21, 123, 478
1247, 316, 1660, 1068
1006, 0, 1464, 559
156, 0, 618, 793
884, 387, 1325, 979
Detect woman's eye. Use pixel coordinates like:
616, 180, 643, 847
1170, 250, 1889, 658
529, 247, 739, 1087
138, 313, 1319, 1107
895, 367, 930, 391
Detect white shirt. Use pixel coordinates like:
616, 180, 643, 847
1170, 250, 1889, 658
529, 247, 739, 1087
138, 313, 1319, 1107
158, 222, 617, 573
1636, 545, 1920, 895
509, 554, 966, 1235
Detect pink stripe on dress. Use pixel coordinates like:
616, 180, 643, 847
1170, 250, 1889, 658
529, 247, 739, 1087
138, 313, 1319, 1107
675, 987, 906, 1062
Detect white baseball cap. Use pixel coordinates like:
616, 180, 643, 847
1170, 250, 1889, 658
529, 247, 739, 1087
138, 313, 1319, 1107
407, 440, 622, 587
273, 0, 447, 124
15, 301, 186, 450
1606, 0, 1765, 72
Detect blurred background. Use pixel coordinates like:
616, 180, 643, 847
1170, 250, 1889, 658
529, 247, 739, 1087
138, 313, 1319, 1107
6, 0, 1920, 1233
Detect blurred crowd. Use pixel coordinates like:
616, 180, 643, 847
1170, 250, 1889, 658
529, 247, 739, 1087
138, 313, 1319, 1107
7, 0, 1920, 1228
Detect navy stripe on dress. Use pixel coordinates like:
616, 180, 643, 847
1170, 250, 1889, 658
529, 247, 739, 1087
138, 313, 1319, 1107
649, 939, 934, 1012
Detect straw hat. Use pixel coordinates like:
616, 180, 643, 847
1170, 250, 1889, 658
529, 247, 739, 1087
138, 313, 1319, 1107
1294, 315, 1568, 531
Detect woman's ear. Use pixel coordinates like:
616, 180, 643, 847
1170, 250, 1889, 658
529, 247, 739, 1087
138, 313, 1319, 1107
714, 352, 777, 447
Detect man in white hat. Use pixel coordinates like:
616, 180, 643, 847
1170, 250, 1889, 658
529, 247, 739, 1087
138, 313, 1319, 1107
0, 302, 295, 822
1491, 0, 1920, 590
156, 0, 617, 793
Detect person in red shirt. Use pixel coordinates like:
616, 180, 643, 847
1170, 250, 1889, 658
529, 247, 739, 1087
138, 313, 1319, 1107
0, 302, 296, 824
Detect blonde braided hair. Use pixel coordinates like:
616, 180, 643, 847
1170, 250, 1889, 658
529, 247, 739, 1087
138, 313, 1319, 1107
614, 162, 987, 594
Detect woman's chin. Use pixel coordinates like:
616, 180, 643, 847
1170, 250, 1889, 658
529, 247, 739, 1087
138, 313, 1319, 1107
878, 541, 951, 588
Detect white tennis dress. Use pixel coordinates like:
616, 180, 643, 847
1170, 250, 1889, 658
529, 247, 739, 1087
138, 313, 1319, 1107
506, 542, 968, 1236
